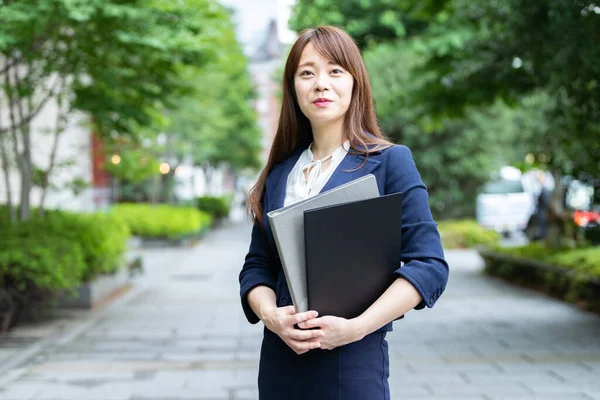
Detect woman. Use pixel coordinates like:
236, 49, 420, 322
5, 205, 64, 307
239, 26, 449, 399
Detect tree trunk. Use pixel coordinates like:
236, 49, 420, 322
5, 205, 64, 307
12, 64, 32, 221
544, 168, 568, 249
0, 127, 16, 224
38, 85, 66, 217
4, 61, 24, 222
149, 175, 159, 205
0, 85, 16, 222
190, 170, 195, 201
202, 162, 214, 196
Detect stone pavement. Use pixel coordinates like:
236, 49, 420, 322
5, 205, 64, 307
0, 219, 599, 400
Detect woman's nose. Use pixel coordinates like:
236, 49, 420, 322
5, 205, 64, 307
314, 73, 330, 91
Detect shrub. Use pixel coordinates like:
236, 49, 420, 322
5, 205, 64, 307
437, 219, 500, 249
0, 207, 131, 330
196, 195, 231, 220
480, 245, 600, 314
112, 203, 212, 239
0, 210, 131, 282
67, 213, 130, 279
0, 234, 86, 295
491, 243, 600, 279
0, 233, 88, 331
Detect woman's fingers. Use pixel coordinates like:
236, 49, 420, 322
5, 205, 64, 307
282, 306, 296, 315
291, 310, 318, 325
289, 328, 324, 341
288, 338, 321, 354
274, 307, 323, 354
298, 317, 323, 329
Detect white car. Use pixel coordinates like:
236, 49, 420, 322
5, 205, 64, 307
476, 179, 535, 236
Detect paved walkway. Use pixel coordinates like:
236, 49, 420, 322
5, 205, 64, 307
0, 219, 599, 400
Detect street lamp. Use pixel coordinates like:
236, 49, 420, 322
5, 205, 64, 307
159, 162, 170, 174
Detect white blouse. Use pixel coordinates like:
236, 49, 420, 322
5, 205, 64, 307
283, 140, 351, 207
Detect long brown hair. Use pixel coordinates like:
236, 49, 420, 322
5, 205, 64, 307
247, 26, 392, 225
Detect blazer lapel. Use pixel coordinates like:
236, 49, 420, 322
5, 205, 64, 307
269, 146, 305, 212
319, 152, 382, 194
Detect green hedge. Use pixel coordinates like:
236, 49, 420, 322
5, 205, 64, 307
0, 235, 86, 295
480, 245, 600, 314
0, 210, 131, 282
111, 203, 212, 239
196, 195, 231, 220
491, 244, 600, 279
437, 219, 501, 249
0, 207, 131, 330
64, 213, 130, 279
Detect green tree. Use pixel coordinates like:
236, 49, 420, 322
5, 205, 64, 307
0, 0, 240, 222
291, 0, 600, 173
162, 12, 262, 173
98, 3, 262, 204
290, 0, 445, 49
365, 42, 537, 219
291, 0, 600, 246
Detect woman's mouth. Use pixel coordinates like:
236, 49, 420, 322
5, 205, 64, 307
313, 98, 332, 107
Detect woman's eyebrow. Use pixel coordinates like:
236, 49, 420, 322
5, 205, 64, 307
297, 61, 339, 68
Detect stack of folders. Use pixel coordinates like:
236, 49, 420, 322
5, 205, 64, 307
267, 174, 403, 319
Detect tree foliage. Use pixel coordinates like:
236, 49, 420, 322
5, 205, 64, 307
0, 0, 262, 221
161, 9, 262, 171
291, 0, 600, 225
365, 42, 535, 217
291, 0, 600, 176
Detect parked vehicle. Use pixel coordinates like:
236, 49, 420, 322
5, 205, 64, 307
574, 208, 600, 245
476, 178, 535, 237
574, 209, 600, 227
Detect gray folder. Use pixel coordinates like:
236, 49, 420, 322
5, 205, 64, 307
266, 174, 380, 313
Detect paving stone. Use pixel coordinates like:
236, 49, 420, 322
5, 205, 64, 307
388, 382, 432, 397
522, 382, 600, 396
83, 386, 132, 400
463, 370, 562, 385
395, 396, 487, 400
391, 372, 467, 385
28, 382, 89, 400
159, 352, 235, 363
127, 380, 228, 399
233, 387, 258, 400
404, 362, 502, 374
0, 384, 38, 400
428, 382, 532, 396
487, 396, 591, 400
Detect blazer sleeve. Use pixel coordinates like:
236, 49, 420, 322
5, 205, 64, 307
238, 191, 279, 324
385, 145, 449, 309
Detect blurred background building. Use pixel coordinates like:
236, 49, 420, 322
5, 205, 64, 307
221, 0, 297, 161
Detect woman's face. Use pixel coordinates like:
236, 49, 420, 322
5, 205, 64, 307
293, 43, 354, 128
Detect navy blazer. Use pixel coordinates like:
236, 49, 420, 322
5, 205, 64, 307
239, 143, 449, 332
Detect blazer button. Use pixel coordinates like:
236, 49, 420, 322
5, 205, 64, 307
281, 296, 290, 306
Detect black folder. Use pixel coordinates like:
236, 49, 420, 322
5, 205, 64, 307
303, 192, 403, 319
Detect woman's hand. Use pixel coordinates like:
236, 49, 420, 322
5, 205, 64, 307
299, 316, 364, 350
262, 306, 324, 355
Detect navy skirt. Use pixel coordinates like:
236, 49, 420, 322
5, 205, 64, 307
258, 327, 390, 400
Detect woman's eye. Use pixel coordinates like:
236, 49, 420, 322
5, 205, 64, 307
299, 70, 313, 76
331, 68, 343, 74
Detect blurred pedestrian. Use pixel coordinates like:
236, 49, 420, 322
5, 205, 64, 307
238, 26, 449, 400
527, 171, 552, 241
535, 185, 551, 240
